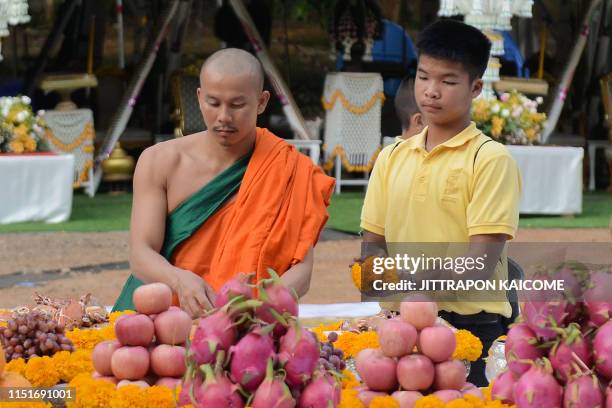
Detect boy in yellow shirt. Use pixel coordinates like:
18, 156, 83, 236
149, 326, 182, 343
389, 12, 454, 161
360, 20, 521, 386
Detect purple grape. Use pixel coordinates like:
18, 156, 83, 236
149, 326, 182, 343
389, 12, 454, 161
330, 355, 342, 366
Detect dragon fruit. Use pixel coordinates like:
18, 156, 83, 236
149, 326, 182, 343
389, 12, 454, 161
255, 271, 299, 337
549, 323, 592, 384
229, 326, 276, 391
563, 374, 604, 408
215, 273, 254, 308
251, 359, 296, 408
278, 325, 320, 388
522, 301, 567, 341
298, 372, 341, 408
193, 364, 244, 408
505, 323, 546, 376
594, 320, 612, 380
513, 359, 562, 408
491, 370, 516, 404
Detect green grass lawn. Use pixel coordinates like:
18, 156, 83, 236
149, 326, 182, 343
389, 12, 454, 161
0, 193, 133, 233
0, 191, 610, 234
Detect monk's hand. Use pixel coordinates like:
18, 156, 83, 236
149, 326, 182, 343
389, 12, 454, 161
172, 268, 215, 318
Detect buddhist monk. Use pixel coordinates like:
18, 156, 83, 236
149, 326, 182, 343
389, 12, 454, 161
113, 48, 335, 317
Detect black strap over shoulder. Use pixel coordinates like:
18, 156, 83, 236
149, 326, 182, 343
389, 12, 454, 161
473, 138, 494, 171
389, 140, 402, 158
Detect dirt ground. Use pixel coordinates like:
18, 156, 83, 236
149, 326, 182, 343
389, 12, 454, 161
0, 228, 610, 309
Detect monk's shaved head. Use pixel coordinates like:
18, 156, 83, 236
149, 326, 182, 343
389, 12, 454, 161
200, 48, 264, 93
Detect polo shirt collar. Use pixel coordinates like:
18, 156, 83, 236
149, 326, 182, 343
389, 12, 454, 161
404, 122, 482, 150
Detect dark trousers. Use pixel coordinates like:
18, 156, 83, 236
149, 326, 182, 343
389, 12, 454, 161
439, 311, 506, 387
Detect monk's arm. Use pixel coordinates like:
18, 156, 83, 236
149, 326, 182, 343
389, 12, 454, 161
280, 247, 314, 298
128, 148, 179, 286
129, 148, 214, 315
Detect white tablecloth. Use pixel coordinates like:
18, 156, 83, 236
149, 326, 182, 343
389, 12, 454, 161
298, 303, 381, 319
507, 146, 583, 215
0, 154, 74, 224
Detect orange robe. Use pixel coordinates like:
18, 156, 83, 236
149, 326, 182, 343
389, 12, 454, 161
170, 127, 335, 291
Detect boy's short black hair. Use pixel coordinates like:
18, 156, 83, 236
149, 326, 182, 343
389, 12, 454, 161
394, 78, 419, 130
416, 19, 491, 80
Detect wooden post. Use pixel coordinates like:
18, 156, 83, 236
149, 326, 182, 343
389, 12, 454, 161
92, 0, 181, 195
537, 26, 547, 79
541, 0, 603, 143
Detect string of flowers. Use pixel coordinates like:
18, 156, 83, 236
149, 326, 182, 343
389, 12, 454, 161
0, 402, 52, 408
321, 89, 385, 115
65, 373, 178, 408
370, 395, 400, 407
338, 378, 516, 407
5, 346, 93, 386
339, 388, 365, 408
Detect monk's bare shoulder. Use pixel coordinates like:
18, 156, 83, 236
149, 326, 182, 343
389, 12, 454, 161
135, 132, 206, 185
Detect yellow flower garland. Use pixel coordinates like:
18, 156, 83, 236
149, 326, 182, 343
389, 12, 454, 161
109, 384, 147, 408
24, 356, 60, 387
64, 375, 179, 408
73, 159, 93, 188
144, 386, 177, 408
322, 145, 381, 173
334, 331, 379, 359
42, 122, 96, 187
338, 389, 365, 408
406, 383, 516, 408
66, 373, 117, 408
66, 327, 110, 351
370, 396, 399, 407
415, 395, 446, 408
4, 358, 26, 377
6, 348, 94, 386
446, 396, 484, 408
341, 370, 359, 390
321, 90, 385, 115
0, 402, 52, 408
44, 123, 94, 153
452, 330, 484, 362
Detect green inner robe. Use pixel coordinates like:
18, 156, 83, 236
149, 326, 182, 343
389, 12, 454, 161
112, 153, 251, 312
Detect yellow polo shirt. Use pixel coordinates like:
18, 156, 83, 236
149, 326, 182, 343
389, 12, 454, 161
361, 122, 521, 317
